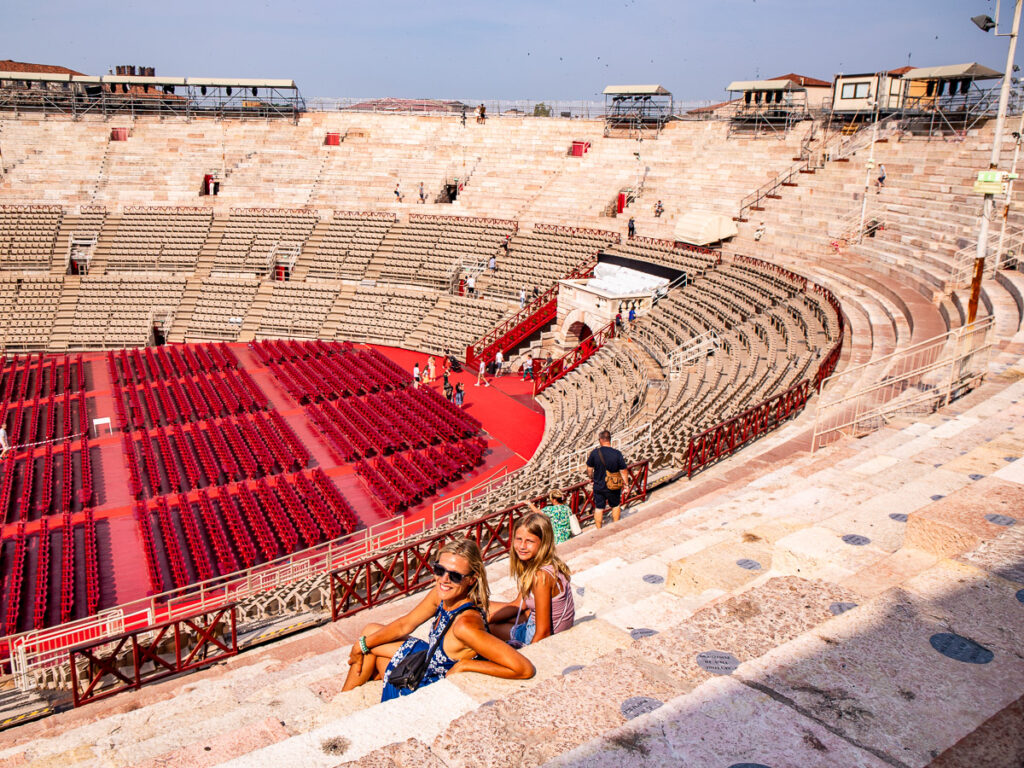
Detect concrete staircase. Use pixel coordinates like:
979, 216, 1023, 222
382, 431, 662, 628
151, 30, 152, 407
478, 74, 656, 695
292, 217, 332, 280
195, 219, 228, 279
165, 276, 205, 343
316, 283, 358, 341
237, 281, 275, 342
46, 276, 81, 352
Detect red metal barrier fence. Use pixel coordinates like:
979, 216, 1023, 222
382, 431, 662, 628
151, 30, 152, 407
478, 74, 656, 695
330, 461, 648, 620
532, 320, 616, 396
466, 260, 596, 368
683, 253, 846, 477
69, 604, 238, 707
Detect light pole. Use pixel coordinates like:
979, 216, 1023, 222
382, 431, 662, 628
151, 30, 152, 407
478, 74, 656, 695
857, 91, 881, 243
994, 112, 1024, 273
972, 0, 1023, 324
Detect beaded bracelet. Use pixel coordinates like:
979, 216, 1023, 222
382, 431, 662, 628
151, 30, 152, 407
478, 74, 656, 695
359, 636, 370, 654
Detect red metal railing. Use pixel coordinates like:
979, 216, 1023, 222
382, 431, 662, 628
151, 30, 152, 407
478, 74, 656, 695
330, 461, 648, 620
685, 380, 810, 477
532, 320, 616, 396
69, 604, 238, 707
465, 260, 597, 368
683, 257, 847, 477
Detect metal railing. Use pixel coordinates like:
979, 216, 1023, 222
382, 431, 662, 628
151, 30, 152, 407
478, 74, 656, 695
811, 317, 994, 451
329, 462, 649, 620
532, 320, 617, 396
950, 225, 1024, 287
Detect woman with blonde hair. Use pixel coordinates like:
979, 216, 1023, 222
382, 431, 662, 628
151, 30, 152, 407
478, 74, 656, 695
489, 513, 575, 646
343, 537, 533, 701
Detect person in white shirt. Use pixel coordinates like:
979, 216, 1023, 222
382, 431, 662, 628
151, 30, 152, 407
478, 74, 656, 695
0, 425, 9, 457
495, 350, 504, 376
476, 359, 489, 387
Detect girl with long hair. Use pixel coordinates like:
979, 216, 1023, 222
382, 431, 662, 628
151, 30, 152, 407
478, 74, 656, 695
343, 537, 534, 701
489, 513, 575, 646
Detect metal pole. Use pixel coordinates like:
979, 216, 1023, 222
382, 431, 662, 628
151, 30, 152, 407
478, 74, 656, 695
994, 108, 1024, 274
977, 0, 1023, 271
858, 90, 881, 243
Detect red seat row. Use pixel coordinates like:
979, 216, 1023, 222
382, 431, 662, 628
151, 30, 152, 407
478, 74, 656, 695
112, 343, 239, 387
176, 493, 214, 582
1, 353, 84, 399
33, 517, 50, 629
154, 497, 190, 589
134, 500, 164, 594
309, 468, 360, 533
83, 508, 100, 615
212, 486, 258, 568
60, 511, 75, 623
3, 523, 27, 635
195, 489, 240, 574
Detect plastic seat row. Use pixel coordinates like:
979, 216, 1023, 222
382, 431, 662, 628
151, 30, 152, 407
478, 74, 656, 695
0, 353, 85, 400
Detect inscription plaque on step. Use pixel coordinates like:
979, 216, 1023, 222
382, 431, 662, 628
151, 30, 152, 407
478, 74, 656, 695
930, 494, 945, 501
630, 628, 658, 641
620, 696, 662, 720
888, 513, 908, 523
1015, 588, 1024, 605
642, 574, 665, 584
736, 558, 762, 570
929, 633, 994, 665
696, 650, 740, 675
829, 602, 858, 616
984, 514, 1016, 527
842, 534, 870, 546
728, 764, 773, 768
562, 665, 584, 676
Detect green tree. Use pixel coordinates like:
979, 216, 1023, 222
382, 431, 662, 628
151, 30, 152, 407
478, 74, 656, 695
533, 102, 552, 117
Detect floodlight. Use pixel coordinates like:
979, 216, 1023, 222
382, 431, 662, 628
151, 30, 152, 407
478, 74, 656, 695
972, 14, 996, 32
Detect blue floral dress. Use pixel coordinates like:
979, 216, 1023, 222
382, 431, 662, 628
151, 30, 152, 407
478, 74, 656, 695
381, 602, 483, 701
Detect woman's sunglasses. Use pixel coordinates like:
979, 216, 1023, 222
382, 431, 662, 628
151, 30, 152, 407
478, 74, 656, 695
431, 562, 470, 584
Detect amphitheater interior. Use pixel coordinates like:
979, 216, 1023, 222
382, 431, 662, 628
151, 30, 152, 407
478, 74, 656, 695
0, 108, 1022, 767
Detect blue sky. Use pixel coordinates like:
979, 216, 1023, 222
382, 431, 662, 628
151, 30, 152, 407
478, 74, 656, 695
2, 0, 1019, 102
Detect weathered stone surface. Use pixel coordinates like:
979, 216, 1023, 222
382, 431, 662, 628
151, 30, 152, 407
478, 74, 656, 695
431, 652, 689, 768
628, 576, 857, 686
737, 590, 1024, 767
545, 675, 890, 768
447, 618, 630, 703
956, 527, 1024, 585
336, 738, 447, 768
665, 537, 773, 597
904, 478, 1024, 558
927, 694, 1024, 768
134, 716, 291, 768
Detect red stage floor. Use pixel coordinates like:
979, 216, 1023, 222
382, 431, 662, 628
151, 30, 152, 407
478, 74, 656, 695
0, 342, 545, 629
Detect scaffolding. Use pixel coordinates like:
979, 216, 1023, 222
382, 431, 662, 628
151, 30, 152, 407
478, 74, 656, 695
0, 70, 304, 120
603, 85, 672, 138
725, 79, 809, 137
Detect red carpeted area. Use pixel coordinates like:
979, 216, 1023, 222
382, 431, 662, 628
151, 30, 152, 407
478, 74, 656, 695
0, 342, 545, 638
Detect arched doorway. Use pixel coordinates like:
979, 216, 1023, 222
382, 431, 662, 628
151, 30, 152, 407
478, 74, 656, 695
567, 321, 593, 344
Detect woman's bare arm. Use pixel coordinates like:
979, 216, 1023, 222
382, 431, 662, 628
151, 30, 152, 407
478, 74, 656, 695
448, 613, 535, 679
349, 588, 440, 665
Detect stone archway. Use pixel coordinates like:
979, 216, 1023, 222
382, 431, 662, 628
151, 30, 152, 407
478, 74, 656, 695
567, 321, 593, 344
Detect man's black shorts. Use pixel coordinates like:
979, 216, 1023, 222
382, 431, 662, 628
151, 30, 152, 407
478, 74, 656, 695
594, 488, 622, 509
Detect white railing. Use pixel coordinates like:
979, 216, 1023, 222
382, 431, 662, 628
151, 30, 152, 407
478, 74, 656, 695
811, 317, 994, 451
668, 331, 719, 377
544, 422, 653, 479
950, 224, 1024, 288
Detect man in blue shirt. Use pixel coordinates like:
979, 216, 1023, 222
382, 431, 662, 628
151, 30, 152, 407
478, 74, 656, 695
586, 430, 628, 529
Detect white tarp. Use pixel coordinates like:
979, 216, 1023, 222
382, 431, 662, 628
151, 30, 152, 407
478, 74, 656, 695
587, 263, 668, 297
674, 212, 739, 246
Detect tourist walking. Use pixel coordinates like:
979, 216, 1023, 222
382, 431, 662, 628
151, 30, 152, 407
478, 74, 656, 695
586, 430, 628, 529
528, 489, 573, 544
